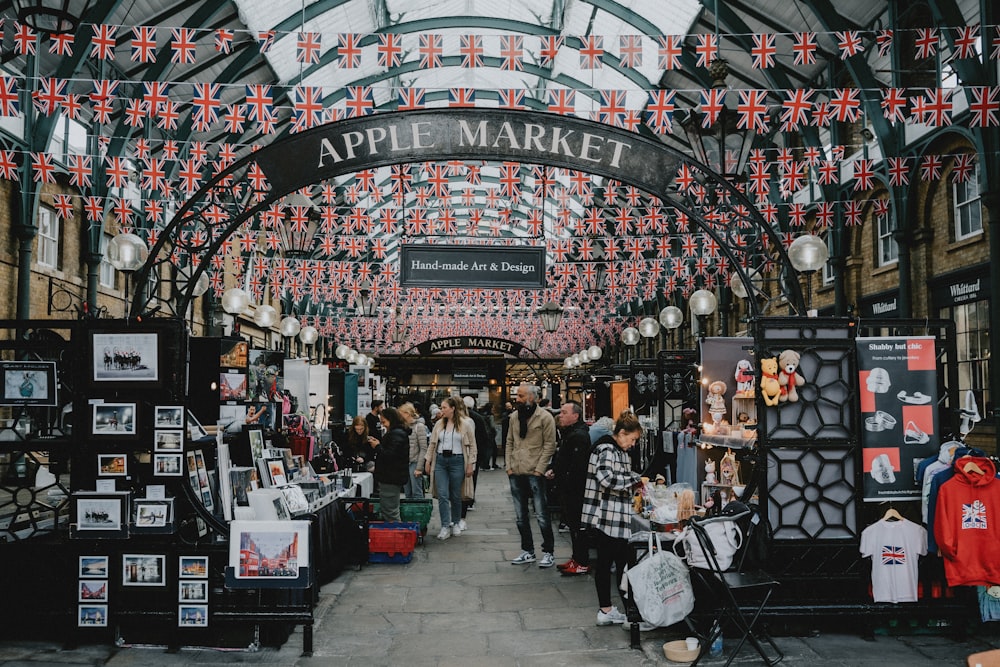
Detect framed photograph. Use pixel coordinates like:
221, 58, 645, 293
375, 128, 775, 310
267, 459, 287, 487
277, 484, 309, 515
248, 349, 283, 402
73, 492, 129, 538
179, 555, 208, 578
91, 331, 159, 383
247, 427, 265, 461
220, 339, 248, 370
153, 453, 184, 477
97, 454, 128, 477
219, 372, 247, 402
229, 520, 310, 580
154, 430, 184, 451
92, 402, 137, 437
134, 499, 172, 527
178, 604, 208, 627
79, 555, 109, 578
79, 579, 108, 602
78, 604, 108, 627
0, 360, 57, 406
122, 554, 166, 586
154, 405, 184, 429
179, 580, 208, 603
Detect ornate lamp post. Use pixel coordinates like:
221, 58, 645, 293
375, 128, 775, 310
660, 305, 684, 348
689, 289, 718, 338
108, 233, 148, 318
788, 234, 829, 316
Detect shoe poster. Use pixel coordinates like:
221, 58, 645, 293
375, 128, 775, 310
857, 336, 939, 502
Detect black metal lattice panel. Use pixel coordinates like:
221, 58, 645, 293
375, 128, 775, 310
767, 446, 858, 540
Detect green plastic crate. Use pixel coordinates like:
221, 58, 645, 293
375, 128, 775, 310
371, 498, 433, 533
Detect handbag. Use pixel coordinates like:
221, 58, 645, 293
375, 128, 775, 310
676, 516, 743, 571
625, 532, 695, 628
461, 474, 475, 502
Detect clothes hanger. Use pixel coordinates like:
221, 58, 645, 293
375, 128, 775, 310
963, 460, 986, 475
882, 506, 903, 522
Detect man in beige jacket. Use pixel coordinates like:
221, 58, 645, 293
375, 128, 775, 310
506, 383, 557, 568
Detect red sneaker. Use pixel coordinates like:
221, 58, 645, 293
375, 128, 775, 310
562, 562, 590, 576
556, 559, 576, 571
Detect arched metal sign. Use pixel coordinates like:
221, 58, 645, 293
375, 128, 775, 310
133, 108, 804, 319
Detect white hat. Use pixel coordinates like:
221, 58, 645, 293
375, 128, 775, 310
430, 404, 440, 418
463, 396, 475, 409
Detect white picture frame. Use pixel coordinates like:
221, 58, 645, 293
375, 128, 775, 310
154, 429, 184, 451
92, 402, 137, 437
228, 520, 310, 579
178, 580, 208, 603
153, 453, 184, 477
178, 555, 208, 579
78, 604, 108, 627
78, 579, 108, 602
122, 554, 166, 586
178, 604, 208, 627
154, 405, 184, 428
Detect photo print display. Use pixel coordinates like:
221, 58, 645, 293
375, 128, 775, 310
91, 332, 159, 383
178, 604, 208, 627
219, 339, 248, 370
229, 520, 309, 580
74, 493, 128, 537
97, 454, 128, 477
92, 402, 137, 437
154, 405, 184, 429
154, 430, 183, 451
153, 453, 184, 477
179, 580, 208, 603
134, 499, 172, 527
178, 555, 208, 578
79, 555, 109, 578
219, 372, 247, 402
78, 604, 108, 627
248, 349, 283, 401
122, 554, 166, 586
0, 361, 56, 406
79, 580, 108, 602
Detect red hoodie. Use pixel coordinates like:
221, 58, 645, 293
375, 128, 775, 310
933, 456, 1000, 587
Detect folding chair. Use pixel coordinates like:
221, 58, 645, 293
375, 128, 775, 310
687, 510, 783, 667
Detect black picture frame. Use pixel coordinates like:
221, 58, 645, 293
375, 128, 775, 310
0, 360, 57, 406
122, 554, 166, 586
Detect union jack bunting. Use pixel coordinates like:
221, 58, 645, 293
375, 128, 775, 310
952, 154, 976, 183
914, 28, 938, 59
0, 77, 18, 116
548, 89, 575, 115
539, 36, 564, 66
835, 30, 864, 58
830, 88, 862, 122
968, 87, 999, 127
397, 88, 425, 110
579, 35, 604, 69
736, 89, 769, 133
500, 35, 524, 71
191, 82, 221, 131
48, 32, 73, 56
953, 25, 979, 59
245, 84, 273, 122
645, 89, 675, 134
876, 30, 893, 58
419, 34, 443, 68
793, 32, 817, 65
751, 33, 776, 69
131, 26, 157, 63
887, 157, 909, 186
618, 35, 643, 68
598, 89, 627, 127
297, 32, 322, 65
780, 88, 813, 131
13, 21, 36, 56
377, 33, 402, 67
920, 155, 942, 181
498, 89, 525, 109
170, 28, 197, 64
257, 30, 276, 53
816, 161, 838, 185
460, 34, 483, 68
89, 25, 118, 60
881, 88, 908, 123
853, 159, 875, 191
920, 88, 952, 126
694, 33, 717, 68
337, 33, 361, 68
448, 88, 476, 108
215, 28, 234, 53
292, 86, 324, 132
657, 35, 682, 70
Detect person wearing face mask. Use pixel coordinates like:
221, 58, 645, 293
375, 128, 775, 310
580, 410, 644, 628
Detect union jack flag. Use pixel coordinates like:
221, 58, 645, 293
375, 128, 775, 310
539, 36, 563, 66
460, 34, 483, 68
952, 154, 976, 184
835, 30, 864, 58
292, 86, 324, 133
751, 33, 776, 69
699, 88, 725, 127
90, 24, 117, 60
880, 545, 907, 566
498, 89, 525, 109
914, 28, 938, 59
0, 77, 18, 116
598, 89, 627, 127
215, 28, 234, 53
881, 88, 908, 124
954, 25, 979, 60
131, 26, 157, 63
192, 82, 221, 131
887, 157, 909, 186
500, 35, 523, 71
579, 35, 604, 69
398, 88, 425, 110
338, 33, 361, 68
170, 28, 196, 64
618, 35, 642, 68
257, 30, 276, 53
419, 34, 443, 68
49, 32, 73, 56
297, 32, 322, 65
921, 88, 953, 127
853, 159, 875, 192
33, 77, 66, 115
694, 34, 718, 68
920, 155, 942, 182
968, 87, 999, 128
876, 30, 894, 58
780, 88, 812, 131
793, 32, 817, 65
377, 33, 402, 67
736, 89, 769, 133
830, 88, 862, 123
448, 88, 475, 108
962, 500, 987, 530
245, 84, 273, 122
657, 35, 682, 70
548, 89, 575, 115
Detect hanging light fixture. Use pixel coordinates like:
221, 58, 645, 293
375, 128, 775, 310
536, 301, 564, 333
253, 304, 278, 328
279, 192, 320, 258
279, 315, 301, 338
678, 59, 757, 183
356, 280, 377, 317
12, 0, 91, 34
221, 287, 250, 315
621, 327, 640, 346
659, 305, 684, 330
587, 345, 603, 361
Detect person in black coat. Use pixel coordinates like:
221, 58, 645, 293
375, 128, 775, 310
548, 401, 593, 575
374, 407, 410, 522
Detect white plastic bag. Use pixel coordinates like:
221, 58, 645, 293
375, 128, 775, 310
625, 532, 695, 627
677, 516, 743, 571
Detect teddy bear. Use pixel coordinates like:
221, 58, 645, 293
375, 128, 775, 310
778, 349, 805, 403
734, 359, 754, 397
760, 356, 782, 406
705, 380, 728, 425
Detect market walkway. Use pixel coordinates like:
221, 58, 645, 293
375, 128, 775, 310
2, 469, 999, 666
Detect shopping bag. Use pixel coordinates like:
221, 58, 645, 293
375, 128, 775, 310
461, 474, 475, 501
626, 532, 695, 628
677, 516, 742, 571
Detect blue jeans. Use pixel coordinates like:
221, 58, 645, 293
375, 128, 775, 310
434, 452, 465, 527
508, 474, 554, 554
404, 461, 425, 499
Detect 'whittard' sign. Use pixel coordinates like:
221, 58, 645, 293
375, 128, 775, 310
401, 246, 545, 288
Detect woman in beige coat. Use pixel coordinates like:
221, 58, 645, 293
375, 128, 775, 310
424, 397, 476, 540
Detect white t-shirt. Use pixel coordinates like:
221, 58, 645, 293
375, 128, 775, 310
860, 518, 927, 603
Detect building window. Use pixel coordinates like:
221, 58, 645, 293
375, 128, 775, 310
822, 233, 835, 285
876, 210, 898, 267
941, 299, 991, 426
37, 206, 59, 269
99, 233, 115, 288
954, 161, 982, 241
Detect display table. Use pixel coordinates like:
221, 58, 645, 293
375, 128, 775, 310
351, 471, 374, 497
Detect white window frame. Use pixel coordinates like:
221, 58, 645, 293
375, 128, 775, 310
37, 206, 59, 269
822, 233, 835, 285
876, 210, 898, 268
99, 233, 115, 288
953, 161, 983, 241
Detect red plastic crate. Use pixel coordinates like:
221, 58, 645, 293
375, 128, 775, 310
368, 521, 419, 563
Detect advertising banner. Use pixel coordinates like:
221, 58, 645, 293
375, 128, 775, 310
856, 336, 939, 502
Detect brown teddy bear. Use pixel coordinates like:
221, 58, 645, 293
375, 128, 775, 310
760, 356, 782, 406
778, 349, 805, 403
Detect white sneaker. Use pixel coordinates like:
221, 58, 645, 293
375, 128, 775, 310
436, 527, 451, 540
596, 606, 627, 626
451, 523, 462, 537
538, 552, 555, 568
457, 519, 467, 531
511, 551, 536, 565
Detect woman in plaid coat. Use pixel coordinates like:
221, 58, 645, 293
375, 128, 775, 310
581, 411, 644, 626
